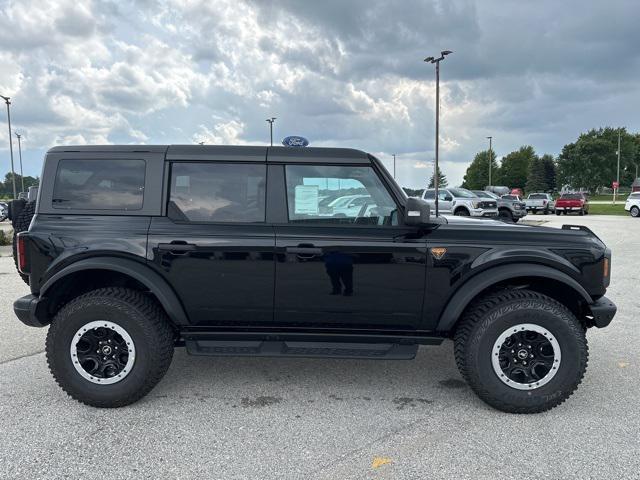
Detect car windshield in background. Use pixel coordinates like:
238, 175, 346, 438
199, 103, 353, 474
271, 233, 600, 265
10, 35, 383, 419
472, 191, 495, 198
529, 194, 547, 199
560, 194, 583, 199
449, 188, 477, 198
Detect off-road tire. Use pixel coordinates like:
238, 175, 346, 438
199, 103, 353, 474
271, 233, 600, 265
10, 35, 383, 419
12, 201, 35, 284
46, 288, 175, 408
454, 289, 588, 414
499, 209, 513, 223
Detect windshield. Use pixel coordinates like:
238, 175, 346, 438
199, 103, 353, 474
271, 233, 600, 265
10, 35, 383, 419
560, 194, 583, 199
529, 194, 547, 199
472, 191, 495, 198
502, 195, 518, 200
449, 188, 477, 198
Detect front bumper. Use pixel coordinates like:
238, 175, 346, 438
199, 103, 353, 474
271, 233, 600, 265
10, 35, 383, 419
469, 209, 499, 218
588, 296, 617, 328
14, 294, 49, 328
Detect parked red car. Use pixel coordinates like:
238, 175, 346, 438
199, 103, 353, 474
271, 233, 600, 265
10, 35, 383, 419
555, 193, 589, 215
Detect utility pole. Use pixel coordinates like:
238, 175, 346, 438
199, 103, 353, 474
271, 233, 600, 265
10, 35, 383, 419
614, 129, 621, 205
487, 136, 493, 188
0, 95, 17, 199
424, 50, 452, 217
392, 154, 396, 179
15, 132, 24, 192
266, 117, 276, 146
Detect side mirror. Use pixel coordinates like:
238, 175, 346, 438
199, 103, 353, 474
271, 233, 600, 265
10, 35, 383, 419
404, 197, 431, 226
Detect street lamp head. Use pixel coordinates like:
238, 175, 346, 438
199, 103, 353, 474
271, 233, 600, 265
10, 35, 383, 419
0, 95, 10, 103
424, 56, 435, 63
486, 136, 492, 140
441, 50, 453, 56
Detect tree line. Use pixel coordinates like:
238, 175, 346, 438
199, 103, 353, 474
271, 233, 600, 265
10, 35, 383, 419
460, 127, 640, 193
0, 173, 40, 199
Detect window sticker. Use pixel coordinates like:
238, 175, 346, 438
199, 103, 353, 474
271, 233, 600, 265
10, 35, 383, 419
294, 185, 319, 214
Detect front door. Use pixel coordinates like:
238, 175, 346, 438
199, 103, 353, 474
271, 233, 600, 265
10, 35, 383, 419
273, 163, 427, 330
148, 161, 275, 326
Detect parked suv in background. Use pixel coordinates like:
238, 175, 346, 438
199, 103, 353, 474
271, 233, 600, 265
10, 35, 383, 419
625, 192, 640, 217
471, 190, 526, 223
421, 187, 498, 217
525, 193, 555, 214
0, 202, 7, 222
11, 145, 616, 413
555, 193, 589, 216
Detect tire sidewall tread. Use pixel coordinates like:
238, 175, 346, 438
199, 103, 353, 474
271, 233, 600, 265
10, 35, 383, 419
46, 287, 174, 408
454, 289, 588, 414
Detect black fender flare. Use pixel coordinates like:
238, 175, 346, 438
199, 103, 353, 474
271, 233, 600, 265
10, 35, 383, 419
40, 257, 189, 325
436, 263, 592, 332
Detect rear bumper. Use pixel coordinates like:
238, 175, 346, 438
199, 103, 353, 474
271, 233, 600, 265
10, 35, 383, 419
588, 296, 617, 328
13, 294, 49, 328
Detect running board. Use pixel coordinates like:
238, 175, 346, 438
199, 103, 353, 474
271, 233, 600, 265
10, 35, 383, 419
185, 340, 419, 360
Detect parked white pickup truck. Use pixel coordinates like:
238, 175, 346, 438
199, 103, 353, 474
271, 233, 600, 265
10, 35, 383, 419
525, 193, 555, 215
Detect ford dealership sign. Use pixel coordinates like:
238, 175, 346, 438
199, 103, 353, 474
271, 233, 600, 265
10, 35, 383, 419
282, 136, 309, 147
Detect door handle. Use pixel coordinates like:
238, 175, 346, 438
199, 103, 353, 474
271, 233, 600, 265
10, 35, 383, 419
286, 246, 323, 259
158, 242, 196, 255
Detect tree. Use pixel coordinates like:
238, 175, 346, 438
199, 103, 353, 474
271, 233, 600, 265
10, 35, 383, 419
540, 154, 557, 192
0, 172, 39, 198
556, 127, 637, 192
461, 150, 499, 190
497, 146, 535, 189
525, 156, 548, 193
428, 166, 448, 188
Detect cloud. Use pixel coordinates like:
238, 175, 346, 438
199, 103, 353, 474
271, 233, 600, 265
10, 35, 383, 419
0, 0, 638, 189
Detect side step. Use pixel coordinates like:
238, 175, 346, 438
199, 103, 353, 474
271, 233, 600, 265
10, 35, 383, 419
185, 340, 419, 360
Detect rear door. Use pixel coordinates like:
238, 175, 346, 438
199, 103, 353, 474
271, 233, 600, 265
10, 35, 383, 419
269, 157, 427, 330
147, 147, 275, 326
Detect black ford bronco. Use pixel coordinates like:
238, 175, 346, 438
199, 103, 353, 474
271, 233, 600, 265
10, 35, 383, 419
11, 145, 616, 412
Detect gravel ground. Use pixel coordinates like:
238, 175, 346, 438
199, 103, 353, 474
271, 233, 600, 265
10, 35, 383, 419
0, 214, 639, 480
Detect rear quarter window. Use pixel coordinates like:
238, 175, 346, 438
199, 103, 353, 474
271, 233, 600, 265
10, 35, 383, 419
52, 159, 146, 210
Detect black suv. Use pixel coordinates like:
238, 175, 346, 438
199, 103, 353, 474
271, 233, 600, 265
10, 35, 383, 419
11, 145, 616, 413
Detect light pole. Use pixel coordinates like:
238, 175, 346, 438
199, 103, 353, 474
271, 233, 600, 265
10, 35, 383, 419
0, 95, 17, 199
424, 50, 452, 216
487, 136, 493, 188
15, 132, 24, 192
266, 117, 276, 146
614, 129, 621, 205
392, 154, 396, 179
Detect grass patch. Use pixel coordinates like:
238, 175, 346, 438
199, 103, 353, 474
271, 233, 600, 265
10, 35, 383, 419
588, 203, 629, 216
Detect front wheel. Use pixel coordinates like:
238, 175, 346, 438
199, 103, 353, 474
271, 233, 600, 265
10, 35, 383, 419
454, 289, 588, 413
46, 288, 175, 407
454, 208, 470, 216
631, 206, 640, 218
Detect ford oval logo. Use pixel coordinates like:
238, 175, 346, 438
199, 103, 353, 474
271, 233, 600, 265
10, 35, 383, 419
282, 136, 309, 147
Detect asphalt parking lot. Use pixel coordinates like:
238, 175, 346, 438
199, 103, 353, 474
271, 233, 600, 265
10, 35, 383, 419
1, 214, 639, 480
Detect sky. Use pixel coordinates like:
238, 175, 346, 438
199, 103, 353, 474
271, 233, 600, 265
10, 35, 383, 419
0, 0, 639, 188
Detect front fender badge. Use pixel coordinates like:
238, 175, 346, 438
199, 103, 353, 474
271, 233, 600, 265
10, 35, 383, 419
430, 247, 447, 260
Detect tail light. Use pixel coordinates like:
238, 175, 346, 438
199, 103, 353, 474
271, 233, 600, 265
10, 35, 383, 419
16, 233, 27, 274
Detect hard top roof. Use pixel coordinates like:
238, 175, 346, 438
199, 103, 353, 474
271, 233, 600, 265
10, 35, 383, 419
47, 145, 370, 163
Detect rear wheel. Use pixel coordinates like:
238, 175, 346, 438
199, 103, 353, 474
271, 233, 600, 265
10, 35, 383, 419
579, 209, 585, 216
556, 210, 561, 215
631, 206, 640, 218
46, 288, 175, 408
454, 289, 588, 413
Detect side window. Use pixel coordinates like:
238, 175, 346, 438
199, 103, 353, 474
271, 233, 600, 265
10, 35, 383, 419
438, 191, 450, 201
284, 164, 398, 225
423, 190, 435, 200
169, 162, 266, 223
52, 159, 145, 210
